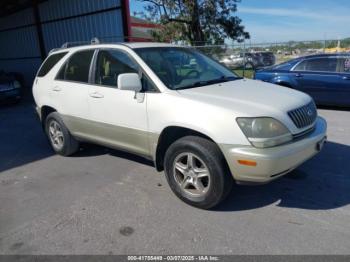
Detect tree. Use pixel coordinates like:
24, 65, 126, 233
137, 0, 250, 46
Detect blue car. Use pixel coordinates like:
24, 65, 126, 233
0, 71, 22, 103
254, 53, 350, 107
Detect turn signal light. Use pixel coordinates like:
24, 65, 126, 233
238, 160, 257, 166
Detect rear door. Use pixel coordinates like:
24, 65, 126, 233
53, 49, 95, 134
336, 55, 350, 106
33, 51, 68, 107
291, 57, 340, 105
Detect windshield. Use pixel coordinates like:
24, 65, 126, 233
135, 47, 240, 90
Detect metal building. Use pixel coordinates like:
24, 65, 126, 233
0, 0, 130, 87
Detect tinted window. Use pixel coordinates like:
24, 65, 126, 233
37, 52, 67, 77
57, 50, 94, 83
94, 49, 138, 87
141, 75, 157, 92
294, 57, 337, 72
338, 57, 350, 73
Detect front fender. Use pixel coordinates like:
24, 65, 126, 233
146, 93, 250, 146
271, 74, 295, 88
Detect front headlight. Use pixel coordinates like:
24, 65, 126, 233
236, 117, 292, 148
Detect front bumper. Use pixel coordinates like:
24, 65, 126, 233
220, 116, 327, 184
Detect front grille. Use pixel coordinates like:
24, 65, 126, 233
288, 101, 317, 129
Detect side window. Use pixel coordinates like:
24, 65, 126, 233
94, 49, 138, 87
56, 50, 94, 83
293, 60, 307, 71
294, 58, 337, 72
141, 75, 157, 92
338, 57, 350, 73
37, 52, 68, 77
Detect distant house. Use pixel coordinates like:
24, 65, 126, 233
130, 16, 162, 42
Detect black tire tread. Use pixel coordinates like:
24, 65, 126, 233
164, 136, 233, 209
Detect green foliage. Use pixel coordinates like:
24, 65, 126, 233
265, 38, 350, 52
137, 0, 250, 46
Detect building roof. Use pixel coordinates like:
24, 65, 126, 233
130, 16, 162, 29
130, 16, 162, 41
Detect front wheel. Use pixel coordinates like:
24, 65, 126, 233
164, 136, 233, 209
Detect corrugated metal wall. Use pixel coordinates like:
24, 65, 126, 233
0, 0, 126, 86
0, 8, 42, 86
39, 0, 124, 52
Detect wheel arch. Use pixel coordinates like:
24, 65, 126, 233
272, 75, 294, 88
40, 105, 57, 129
154, 126, 224, 172
275, 81, 293, 88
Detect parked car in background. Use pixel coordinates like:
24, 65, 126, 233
254, 51, 276, 67
254, 53, 350, 107
220, 51, 275, 69
220, 52, 256, 69
0, 71, 22, 103
33, 42, 327, 209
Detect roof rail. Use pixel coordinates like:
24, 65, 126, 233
91, 37, 100, 45
49, 38, 101, 54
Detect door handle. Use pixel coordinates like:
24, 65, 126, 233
52, 86, 61, 92
342, 76, 350, 80
294, 73, 303, 78
89, 92, 104, 98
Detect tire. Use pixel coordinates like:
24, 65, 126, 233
244, 62, 254, 70
45, 112, 79, 156
164, 136, 233, 209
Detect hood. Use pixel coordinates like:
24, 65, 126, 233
177, 78, 311, 117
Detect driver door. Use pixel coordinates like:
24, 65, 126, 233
292, 57, 340, 104
87, 48, 150, 157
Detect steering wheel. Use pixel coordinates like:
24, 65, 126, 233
185, 70, 201, 79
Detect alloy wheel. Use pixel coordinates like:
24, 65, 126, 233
48, 120, 64, 150
173, 152, 211, 197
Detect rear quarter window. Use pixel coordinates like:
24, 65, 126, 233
37, 52, 68, 77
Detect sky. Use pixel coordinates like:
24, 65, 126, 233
129, 0, 350, 43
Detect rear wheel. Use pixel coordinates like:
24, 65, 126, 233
45, 112, 79, 156
164, 136, 233, 209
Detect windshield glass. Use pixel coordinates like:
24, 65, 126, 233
135, 47, 239, 90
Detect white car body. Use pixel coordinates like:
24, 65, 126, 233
33, 42, 327, 185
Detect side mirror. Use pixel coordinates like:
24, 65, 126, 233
117, 73, 142, 92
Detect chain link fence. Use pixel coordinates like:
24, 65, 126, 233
190, 39, 350, 78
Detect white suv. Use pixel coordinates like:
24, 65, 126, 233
33, 42, 327, 209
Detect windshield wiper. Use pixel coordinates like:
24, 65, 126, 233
176, 76, 241, 90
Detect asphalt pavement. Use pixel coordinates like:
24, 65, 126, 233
0, 100, 349, 255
